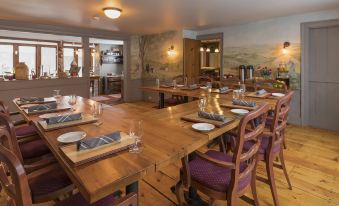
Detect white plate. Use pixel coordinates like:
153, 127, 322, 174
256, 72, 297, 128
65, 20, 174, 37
272, 93, 285, 97
200, 86, 208, 90
231, 109, 249, 115
57, 131, 87, 143
192, 123, 215, 132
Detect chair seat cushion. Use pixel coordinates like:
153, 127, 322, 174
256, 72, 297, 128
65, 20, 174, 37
29, 169, 72, 197
19, 139, 50, 160
15, 124, 37, 137
243, 133, 281, 154
56, 193, 116, 206
188, 150, 251, 192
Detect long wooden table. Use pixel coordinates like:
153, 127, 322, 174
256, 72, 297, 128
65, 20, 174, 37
142, 85, 279, 109
13, 94, 279, 204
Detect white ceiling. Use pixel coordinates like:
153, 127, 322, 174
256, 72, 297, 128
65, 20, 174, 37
0, 0, 338, 35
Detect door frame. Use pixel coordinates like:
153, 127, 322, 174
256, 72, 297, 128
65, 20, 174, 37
301, 19, 339, 126
196, 33, 224, 78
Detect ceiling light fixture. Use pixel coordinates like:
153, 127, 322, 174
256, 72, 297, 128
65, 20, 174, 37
103, 7, 122, 19
200, 47, 204, 52
206, 48, 210, 53
215, 48, 220, 53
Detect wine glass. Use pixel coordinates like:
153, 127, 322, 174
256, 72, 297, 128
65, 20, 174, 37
239, 84, 246, 100
172, 79, 177, 89
198, 97, 207, 112
68, 95, 77, 111
129, 120, 143, 153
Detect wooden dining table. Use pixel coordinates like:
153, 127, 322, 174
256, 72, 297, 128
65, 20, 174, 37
12, 94, 280, 204
141, 85, 279, 109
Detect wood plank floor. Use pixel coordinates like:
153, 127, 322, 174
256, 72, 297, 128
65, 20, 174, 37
1, 102, 338, 206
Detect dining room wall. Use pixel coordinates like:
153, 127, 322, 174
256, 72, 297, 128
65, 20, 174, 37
194, 8, 339, 125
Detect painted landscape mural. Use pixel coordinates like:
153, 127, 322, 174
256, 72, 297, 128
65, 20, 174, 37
223, 43, 301, 89
130, 31, 183, 80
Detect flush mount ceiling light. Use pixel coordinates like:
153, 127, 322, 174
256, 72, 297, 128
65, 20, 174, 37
103, 7, 122, 19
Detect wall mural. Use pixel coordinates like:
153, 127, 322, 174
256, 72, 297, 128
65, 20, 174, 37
130, 31, 183, 80
223, 43, 300, 89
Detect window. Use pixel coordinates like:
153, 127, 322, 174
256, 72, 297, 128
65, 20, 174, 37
77, 48, 83, 77
41, 47, 57, 75
63, 48, 74, 71
19, 46, 36, 74
0, 45, 13, 74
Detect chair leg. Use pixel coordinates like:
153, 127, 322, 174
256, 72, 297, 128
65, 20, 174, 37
279, 149, 292, 190
251, 161, 260, 206
175, 180, 186, 206
266, 155, 280, 206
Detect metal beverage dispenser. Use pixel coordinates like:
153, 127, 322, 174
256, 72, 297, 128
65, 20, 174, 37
239, 65, 246, 82
247, 65, 254, 80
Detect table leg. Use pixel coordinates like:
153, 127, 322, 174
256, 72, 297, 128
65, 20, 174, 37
159, 93, 165, 109
126, 181, 139, 194
183, 96, 189, 103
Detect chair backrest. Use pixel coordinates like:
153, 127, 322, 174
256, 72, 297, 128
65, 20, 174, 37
269, 91, 294, 150
220, 77, 241, 89
231, 103, 269, 193
197, 75, 212, 85
0, 112, 24, 163
0, 134, 32, 206
0, 101, 10, 115
255, 79, 288, 93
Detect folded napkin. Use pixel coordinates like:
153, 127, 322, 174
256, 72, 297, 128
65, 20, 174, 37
27, 102, 57, 112
219, 87, 229, 93
20, 97, 44, 103
77, 132, 121, 151
256, 89, 267, 95
198, 111, 226, 122
45, 113, 82, 125
232, 99, 256, 107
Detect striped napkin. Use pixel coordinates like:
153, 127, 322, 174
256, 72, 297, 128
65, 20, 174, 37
219, 87, 229, 93
198, 111, 226, 122
20, 97, 44, 103
45, 113, 82, 125
27, 102, 57, 112
256, 89, 267, 95
232, 99, 256, 107
77, 132, 121, 151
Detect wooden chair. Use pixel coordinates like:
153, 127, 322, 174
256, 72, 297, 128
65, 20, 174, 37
197, 75, 213, 85
219, 77, 241, 89
0, 100, 27, 126
254, 79, 288, 93
0, 142, 138, 206
175, 103, 270, 206
242, 91, 294, 206
0, 112, 54, 173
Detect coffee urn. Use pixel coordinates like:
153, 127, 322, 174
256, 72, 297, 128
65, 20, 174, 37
247, 65, 254, 80
239, 65, 246, 82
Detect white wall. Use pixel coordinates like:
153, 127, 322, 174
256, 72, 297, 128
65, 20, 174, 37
99, 44, 124, 76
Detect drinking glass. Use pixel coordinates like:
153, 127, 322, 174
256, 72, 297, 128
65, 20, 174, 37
68, 95, 77, 111
156, 79, 160, 88
53, 89, 61, 103
129, 120, 143, 153
198, 97, 207, 111
172, 79, 177, 89
233, 90, 240, 100
239, 84, 246, 100
92, 103, 103, 125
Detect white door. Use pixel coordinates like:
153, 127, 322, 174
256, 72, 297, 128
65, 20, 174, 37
308, 26, 339, 131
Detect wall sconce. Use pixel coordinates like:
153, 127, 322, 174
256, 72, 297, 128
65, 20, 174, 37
200, 47, 204, 52
214, 48, 220, 53
282, 41, 290, 54
14, 50, 18, 55
167, 45, 176, 57
206, 48, 211, 53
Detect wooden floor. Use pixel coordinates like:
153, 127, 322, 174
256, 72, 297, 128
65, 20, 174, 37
1, 102, 339, 206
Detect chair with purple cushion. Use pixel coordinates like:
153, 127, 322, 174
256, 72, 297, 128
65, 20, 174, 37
242, 91, 294, 206
175, 103, 269, 206
0, 100, 39, 141
0, 112, 54, 173
0, 141, 137, 206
